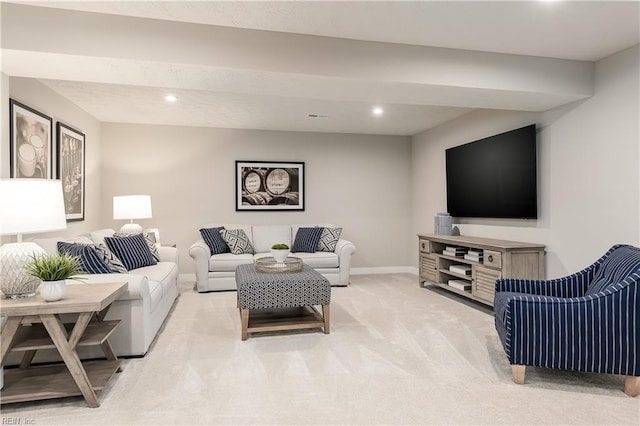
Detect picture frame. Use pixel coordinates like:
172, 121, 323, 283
236, 161, 305, 211
57, 122, 85, 222
144, 228, 160, 244
9, 99, 53, 179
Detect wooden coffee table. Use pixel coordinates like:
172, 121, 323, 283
0, 282, 126, 408
235, 263, 331, 340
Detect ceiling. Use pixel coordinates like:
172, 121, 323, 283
2, 1, 639, 136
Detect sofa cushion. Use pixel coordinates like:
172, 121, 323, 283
115, 232, 161, 261
57, 242, 112, 274
105, 234, 158, 271
292, 227, 323, 253
317, 227, 342, 252
209, 253, 254, 272
291, 252, 339, 268
252, 225, 292, 253
585, 245, 640, 296
33, 236, 93, 256
220, 229, 255, 254
88, 229, 116, 246
200, 227, 229, 254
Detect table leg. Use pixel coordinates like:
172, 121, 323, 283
240, 309, 249, 341
322, 304, 330, 334
41, 314, 100, 408
1, 316, 23, 368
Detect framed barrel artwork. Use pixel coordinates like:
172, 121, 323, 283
236, 161, 305, 211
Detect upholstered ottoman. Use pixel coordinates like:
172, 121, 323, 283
235, 263, 331, 340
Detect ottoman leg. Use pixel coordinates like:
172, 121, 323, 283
240, 308, 249, 341
322, 304, 330, 334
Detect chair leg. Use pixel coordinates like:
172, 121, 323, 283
511, 365, 526, 384
624, 376, 640, 397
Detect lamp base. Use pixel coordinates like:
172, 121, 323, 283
119, 223, 143, 234
0, 242, 46, 299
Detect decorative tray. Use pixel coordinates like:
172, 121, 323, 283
254, 257, 303, 273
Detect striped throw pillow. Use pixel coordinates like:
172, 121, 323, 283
57, 242, 112, 274
105, 234, 158, 271
115, 232, 161, 261
292, 227, 323, 253
200, 227, 230, 255
94, 243, 127, 273
317, 227, 342, 252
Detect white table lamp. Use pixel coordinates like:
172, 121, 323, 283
0, 179, 67, 298
113, 195, 152, 234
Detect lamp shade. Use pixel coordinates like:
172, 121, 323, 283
113, 195, 152, 220
0, 179, 67, 236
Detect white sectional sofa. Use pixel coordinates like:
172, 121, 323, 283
29, 229, 179, 358
189, 224, 356, 292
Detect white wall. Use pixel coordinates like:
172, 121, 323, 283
100, 124, 412, 273
411, 45, 640, 278
3, 77, 104, 237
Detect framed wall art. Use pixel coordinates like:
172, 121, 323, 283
236, 161, 305, 211
9, 99, 53, 179
57, 122, 85, 222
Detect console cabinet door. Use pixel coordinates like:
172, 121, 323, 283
473, 266, 502, 305
420, 254, 438, 283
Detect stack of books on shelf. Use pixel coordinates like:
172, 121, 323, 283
448, 279, 471, 291
442, 246, 466, 257
464, 250, 483, 262
449, 264, 471, 276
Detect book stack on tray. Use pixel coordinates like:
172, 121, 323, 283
464, 250, 483, 262
442, 246, 466, 257
449, 264, 471, 276
448, 279, 471, 291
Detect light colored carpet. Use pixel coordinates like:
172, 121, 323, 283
1, 274, 639, 425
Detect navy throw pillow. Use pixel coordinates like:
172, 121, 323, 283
292, 227, 323, 253
57, 242, 112, 274
104, 234, 158, 271
200, 227, 229, 255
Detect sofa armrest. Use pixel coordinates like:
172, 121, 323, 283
158, 245, 179, 264
71, 273, 150, 301
334, 239, 356, 285
189, 239, 211, 288
495, 263, 598, 298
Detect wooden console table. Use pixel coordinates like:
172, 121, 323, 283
418, 234, 545, 307
0, 282, 126, 408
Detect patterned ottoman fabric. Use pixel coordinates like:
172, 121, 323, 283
236, 264, 331, 309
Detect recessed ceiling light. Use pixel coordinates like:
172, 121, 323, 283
165, 94, 177, 103
372, 107, 383, 116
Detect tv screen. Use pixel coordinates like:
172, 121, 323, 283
445, 124, 537, 219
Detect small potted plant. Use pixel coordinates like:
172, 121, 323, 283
23, 254, 83, 302
270, 243, 290, 263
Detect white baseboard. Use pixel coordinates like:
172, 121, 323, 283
351, 266, 418, 275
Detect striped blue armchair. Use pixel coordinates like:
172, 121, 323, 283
494, 244, 640, 396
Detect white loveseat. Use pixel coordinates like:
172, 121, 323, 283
29, 228, 179, 358
189, 224, 356, 292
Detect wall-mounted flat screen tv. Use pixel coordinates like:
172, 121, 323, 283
445, 124, 537, 219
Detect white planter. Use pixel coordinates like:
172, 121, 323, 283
39, 280, 66, 302
270, 249, 290, 263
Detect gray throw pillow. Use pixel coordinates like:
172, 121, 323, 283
220, 229, 255, 255
317, 227, 342, 252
